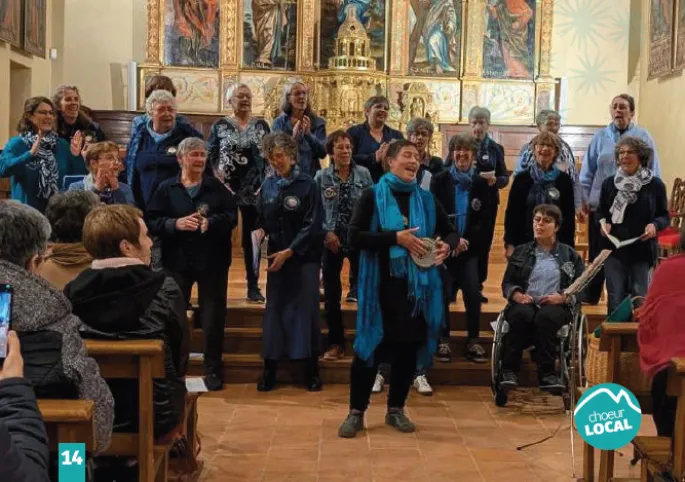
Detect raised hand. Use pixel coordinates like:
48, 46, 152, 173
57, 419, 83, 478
70, 130, 84, 156
30, 132, 43, 156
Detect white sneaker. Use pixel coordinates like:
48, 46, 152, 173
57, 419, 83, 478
372, 373, 384, 393
413, 375, 433, 396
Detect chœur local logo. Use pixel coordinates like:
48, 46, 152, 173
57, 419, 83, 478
574, 383, 642, 450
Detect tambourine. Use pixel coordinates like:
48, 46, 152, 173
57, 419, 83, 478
410, 237, 437, 269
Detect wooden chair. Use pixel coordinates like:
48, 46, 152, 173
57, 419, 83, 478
84, 339, 171, 482
632, 357, 685, 481
658, 178, 685, 261
38, 399, 95, 452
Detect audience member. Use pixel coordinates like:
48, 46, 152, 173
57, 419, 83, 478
407, 117, 444, 189
255, 132, 324, 392
52, 84, 106, 145
338, 140, 456, 438
271, 80, 326, 176
0, 200, 113, 452
38, 191, 99, 290
598, 136, 669, 315
315, 130, 373, 361
505, 131, 575, 253
579, 93, 662, 304
347, 95, 404, 182
125, 89, 203, 211
0, 97, 87, 212
468, 106, 509, 302
0, 331, 50, 482
65, 204, 189, 441
146, 137, 237, 391
208, 83, 270, 303
69, 141, 134, 205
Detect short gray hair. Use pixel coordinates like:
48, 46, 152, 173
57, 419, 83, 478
279, 80, 311, 115
177, 137, 206, 159
407, 117, 434, 137
536, 109, 561, 128
468, 106, 491, 124
614, 136, 653, 168
0, 200, 51, 268
230, 83, 252, 100
145, 89, 176, 115
261, 132, 298, 161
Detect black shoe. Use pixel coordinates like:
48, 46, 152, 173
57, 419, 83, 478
385, 411, 416, 433
307, 375, 323, 392
247, 287, 265, 303
540, 374, 565, 393
257, 369, 276, 392
345, 289, 358, 303
500, 370, 518, 390
204, 373, 224, 391
338, 413, 364, 438
465, 342, 487, 364
480, 293, 489, 303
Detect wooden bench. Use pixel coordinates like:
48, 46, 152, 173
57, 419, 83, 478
85, 339, 170, 482
38, 399, 95, 452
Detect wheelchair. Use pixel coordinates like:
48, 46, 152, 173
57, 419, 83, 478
490, 300, 589, 409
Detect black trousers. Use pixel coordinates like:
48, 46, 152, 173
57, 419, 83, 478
239, 204, 261, 289
443, 255, 481, 340
322, 247, 359, 348
350, 342, 419, 412
651, 368, 677, 437
584, 211, 605, 303
502, 303, 571, 375
479, 205, 498, 288
168, 268, 229, 375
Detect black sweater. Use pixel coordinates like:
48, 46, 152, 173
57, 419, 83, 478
504, 170, 576, 248
348, 187, 458, 343
598, 176, 669, 265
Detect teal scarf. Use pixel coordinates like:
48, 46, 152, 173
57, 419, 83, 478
449, 165, 472, 237
354, 173, 444, 369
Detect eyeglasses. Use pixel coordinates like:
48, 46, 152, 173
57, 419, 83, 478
35, 110, 55, 117
533, 216, 555, 225
618, 149, 636, 156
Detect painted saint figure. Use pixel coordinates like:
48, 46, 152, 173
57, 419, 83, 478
409, 0, 459, 74
484, 0, 534, 79
253, 0, 292, 68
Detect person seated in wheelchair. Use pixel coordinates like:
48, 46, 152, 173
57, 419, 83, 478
500, 204, 585, 392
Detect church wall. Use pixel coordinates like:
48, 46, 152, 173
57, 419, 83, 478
638, 0, 685, 193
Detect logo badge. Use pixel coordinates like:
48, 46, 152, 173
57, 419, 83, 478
547, 187, 560, 201
574, 383, 642, 450
167, 146, 178, 155
324, 187, 337, 199
561, 261, 575, 278
471, 198, 482, 212
283, 196, 301, 210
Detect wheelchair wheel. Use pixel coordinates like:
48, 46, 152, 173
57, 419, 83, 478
495, 388, 508, 407
572, 313, 589, 388
490, 312, 507, 396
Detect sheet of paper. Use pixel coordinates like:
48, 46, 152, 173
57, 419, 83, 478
185, 377, 208, 393
599, 219, 641, 249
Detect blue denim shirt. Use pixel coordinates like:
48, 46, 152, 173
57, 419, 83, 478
271, 113, 326, 176
314, 163, 373, 232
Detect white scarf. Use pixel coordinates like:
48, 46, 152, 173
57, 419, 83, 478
610, 167, 653, 224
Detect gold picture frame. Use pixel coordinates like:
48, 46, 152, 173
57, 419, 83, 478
674, 0, 685, 71
648, 0, 674, 79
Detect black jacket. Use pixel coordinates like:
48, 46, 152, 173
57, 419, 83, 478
430, 170, 494, 260
598, 176, 669, 266
347, 122, 405, 182
0, 378, 50, 482
504, 170, 576, 248
146, 174, 238, 272
501, 241, 585, 301
65, 265, 189, 439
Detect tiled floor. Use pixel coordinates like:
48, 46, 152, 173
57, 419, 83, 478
195, 384, 653, 482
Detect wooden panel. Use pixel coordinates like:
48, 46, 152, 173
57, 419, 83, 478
39, 399, 95, 451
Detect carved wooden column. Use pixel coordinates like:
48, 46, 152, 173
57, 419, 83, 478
461, 0, 486, 122
535, 0, 556, 113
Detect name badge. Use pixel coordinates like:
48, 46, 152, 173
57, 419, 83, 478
324, 187, 337, 199
547, 187, 561, 201
471, 198, 482, 212
284, 196, 301, 210
167, 146, 178, 155
482, 154, 489, 160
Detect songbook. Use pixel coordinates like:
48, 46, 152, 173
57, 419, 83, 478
563, 249, 612, 297
600, 219, 641, 249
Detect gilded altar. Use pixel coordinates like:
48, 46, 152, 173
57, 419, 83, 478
141, 0, 556, 139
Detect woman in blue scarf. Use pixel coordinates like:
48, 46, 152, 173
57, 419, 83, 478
337, 140, 458, 438
254, 132, 324, 392
504, 131, 575, 256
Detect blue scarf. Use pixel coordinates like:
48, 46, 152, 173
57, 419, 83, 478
261, 166, 300, 203
354, 173, 444, 370
449, 165, 472, 237
146, 119, 175, 143
529, 161, 561, 205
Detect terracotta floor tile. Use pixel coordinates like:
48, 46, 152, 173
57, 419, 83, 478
271, 424, 322, 448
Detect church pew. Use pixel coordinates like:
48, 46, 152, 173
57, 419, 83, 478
38, 399, 95, 452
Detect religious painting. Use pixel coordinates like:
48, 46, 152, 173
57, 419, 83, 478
0, 0, 21, 47
143, 69, 221, 112
481, 81, 534, 123
163, 0, 220, 68
23, 0, 46, 57
482, 0, 536, 80
319, 0, 386, 70
408, 0, 462, 76
648, 0, 674, 78
243, 0, 298, 70
674, 0, 685, 70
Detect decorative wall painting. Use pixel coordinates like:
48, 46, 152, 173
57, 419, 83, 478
23, 0, 47, 57
408, 0, 462, 76
674, 0, 685, 70
244, 0, 298, 70
648, 0, 674, 78
0, 0, 21, 47
482, 0, 536, 80
163, 0, 220, 68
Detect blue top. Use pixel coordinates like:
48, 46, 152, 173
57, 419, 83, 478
346, 122, 404, 182
271, 113, 326, 176
526, 246, 561, 301
0, 135, 87, 212
68, 177, 135, 205
579, 122, 661, 210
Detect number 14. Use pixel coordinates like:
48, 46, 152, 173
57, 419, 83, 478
61, 449, 84, 466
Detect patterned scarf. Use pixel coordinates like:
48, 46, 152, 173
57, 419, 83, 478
449, 165, 473, 237
21, 131, 60, 201
610, 167, 653, 224
354, 173, 444, 370
529, 161, 561, 206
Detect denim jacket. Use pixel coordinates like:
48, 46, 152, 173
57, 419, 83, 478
314, 163, 373, 232
501, 241, 585, 302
